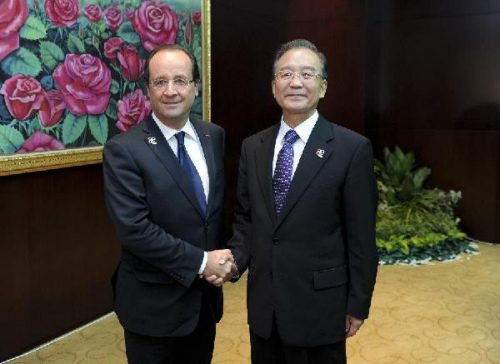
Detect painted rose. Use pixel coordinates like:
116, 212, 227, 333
191, 10, 201, 25
45, 0, 80, 27
104, 5, 123, 31
0, 0, 29, 62
53, 54, 111, 115
185, 18, 192, 45
117, 44, 145, 81
17, 131, 64, 153
84, 3, 102, 23
39, 89, 66, 127
117, 89, 151, 132
104, 37, 125, 63
130, 1, 179, 52
0, 75, 45, 120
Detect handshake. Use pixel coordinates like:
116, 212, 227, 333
201, 249, 237, 287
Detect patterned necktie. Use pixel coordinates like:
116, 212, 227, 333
175, 132, 207, 214
273, 130, 300, 215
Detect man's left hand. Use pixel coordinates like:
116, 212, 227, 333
345, 315, 364, 338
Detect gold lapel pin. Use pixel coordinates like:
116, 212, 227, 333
147, 137, 157, 145
316, 149, 325, 158
204, 133, 210, 138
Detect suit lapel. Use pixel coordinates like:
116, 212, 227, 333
191, 119, 216, 216
276, 116, 335, 228
142, 116, 205, 219
256, 124, 280, 225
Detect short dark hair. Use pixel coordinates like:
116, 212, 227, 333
273, 39, 328, 79
143, 44, 200, 85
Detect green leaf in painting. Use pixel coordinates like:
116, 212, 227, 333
62, 113, 87, 145
20, 15, 47, 40
40, 41, 65, 70
106, 98, 117, 120
88, 114, 109, 145
0, 125, 25, 153
67, 33, 86, 54
117, 21, 141, 45
110, 79, 120, 94
1, 47, 42, 77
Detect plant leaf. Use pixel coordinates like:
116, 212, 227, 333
0, 125, 25, 153
67, 33, 86, 54
40, 41, 65, 70
62, 113, 87, 145
1, 47, 42, 77
88, 114, 108, 145
106, 98, 117, 120
117, 21, 141, 45
20, 15, 47, 40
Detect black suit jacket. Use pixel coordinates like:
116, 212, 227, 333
103, 115, 226, 337
229, 115, 378, 347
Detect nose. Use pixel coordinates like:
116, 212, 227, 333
289, 73, 304, 87
163, 81, 178, 96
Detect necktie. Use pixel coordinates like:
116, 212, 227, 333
273, 130, 300, 215
175, 132, 207, 214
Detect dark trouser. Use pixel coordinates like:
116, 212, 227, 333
124, 295, 217, 364
250, 319, 347, 364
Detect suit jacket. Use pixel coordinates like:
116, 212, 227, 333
229, 115, 378, 347
103, 115, 226, 337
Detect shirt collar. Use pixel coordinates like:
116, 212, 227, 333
151, 112, 198, 142
278, 110, 319, 144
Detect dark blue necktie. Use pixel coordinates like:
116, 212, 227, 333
175, 132, 207, 214
273, 130, 300, 215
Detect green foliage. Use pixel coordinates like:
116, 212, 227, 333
1, 48, 42, 77
88, 114, 109, 145
376, 147, 473, 264
20, 16, 47, 41
0, 125, 25, 153
62, 114, 87, 145
40, 41, 65, 70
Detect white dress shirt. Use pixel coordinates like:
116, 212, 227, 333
272, 110, 319, 179
152, 113, 209, 274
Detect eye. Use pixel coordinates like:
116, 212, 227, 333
280, 71, 293, 80
173, 78, 189, 87
300, 71, 315, 80
152, 79, 167, 88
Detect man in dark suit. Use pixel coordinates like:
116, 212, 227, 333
228, 39, 379, 363
103, 44, 234, 364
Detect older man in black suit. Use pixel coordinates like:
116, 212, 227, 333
103, 44, 233, 364
228, 39, 379, 364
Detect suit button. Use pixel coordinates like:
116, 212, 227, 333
204, 223, 210, 230
273, 238, 279, 245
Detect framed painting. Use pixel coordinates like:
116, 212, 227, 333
0, 0, 211, 176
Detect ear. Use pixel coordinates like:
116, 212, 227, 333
195, 81, 200, 97
271, 81, 276, 98
319, 80, 327, 98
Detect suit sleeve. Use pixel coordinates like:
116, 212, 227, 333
228, 140, 252, 278
343, 138, 379, 319
103, 139, 204, 288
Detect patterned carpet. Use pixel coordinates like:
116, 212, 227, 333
6, 243, 500, 364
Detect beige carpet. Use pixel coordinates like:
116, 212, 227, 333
6, 243, 500, 364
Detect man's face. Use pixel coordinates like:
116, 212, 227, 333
272, 48, 327, 120
146, 50, 198, 128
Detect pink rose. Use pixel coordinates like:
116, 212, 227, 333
185, 18, 192, 45
117, 44, 145, 81
84, 3, 102, 23
117, 89, 151, 132
18, 131, 64, 153
39, 89, 66, 127
104, 37, 125, 63
45, 0, 80, 27
0, 75, 45, 120
191, 10, 201, 25
0, 0, 29, 62
130, 1, 179, 52
53, 54, 111, 115
104, 5, 122, 31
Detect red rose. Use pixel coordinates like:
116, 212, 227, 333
0, 0, 29, 62
117, 89, 151, 132
191, 10, 201, 25
18, 131, 64, 153
45, 0, 80, 27
117, 44, 145, 81
104, 5, 123, 32
130, 1, 179, 52
84, 3, 102, 23
53, 54, 111, 115
39, 89, 66, 127
0, 75, 45, 120
104, 37, 125, 63
185, 18, 192, 45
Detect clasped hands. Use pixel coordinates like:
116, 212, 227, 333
201, 249, 237, 287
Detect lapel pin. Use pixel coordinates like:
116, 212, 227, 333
204, 133, 210, 138
147, 137, 157, 145
316, 149, 325, 158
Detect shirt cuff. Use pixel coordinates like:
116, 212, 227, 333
198, 251, 208, 275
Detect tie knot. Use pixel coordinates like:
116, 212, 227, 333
175, 131, 185, 146
283, 130, 299, 145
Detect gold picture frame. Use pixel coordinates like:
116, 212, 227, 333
0, 0, 211, 176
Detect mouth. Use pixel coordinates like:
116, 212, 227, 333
285, 94, 306, 99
